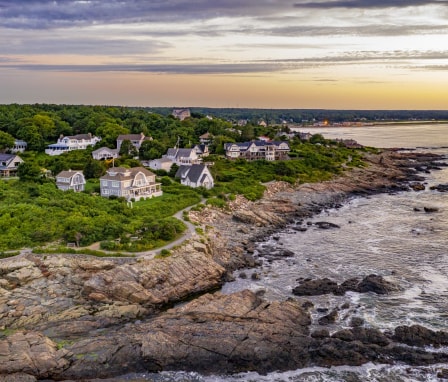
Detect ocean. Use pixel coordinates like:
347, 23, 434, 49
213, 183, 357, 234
122, 123, 448, 382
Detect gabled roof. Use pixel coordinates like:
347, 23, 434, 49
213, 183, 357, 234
102, 166, 155, 180
56, 170, 83, 178
117, 133, 145, 141
166, 148, 195, 158
66, 134, 94, 140
175, 164, 208, 183
0, 153, 18, 162
92, 147, 119, 154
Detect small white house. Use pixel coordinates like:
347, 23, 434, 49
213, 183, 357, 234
92, 147, 119, 160
55, 170, 86, 192
11, 140, 27, 153
146, 158, 174, 172
175, 164, 214, 189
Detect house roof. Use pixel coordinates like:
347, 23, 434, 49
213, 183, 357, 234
102, 166, 155, 181
166, 148, 195, 158
65, 133, 95, 140
92, 147, 119, 154
0, 153, 17, 162
117, 133, 150, 141
56, 170, 83, 179
199, 132, 211, 139
175, 164, 209, 183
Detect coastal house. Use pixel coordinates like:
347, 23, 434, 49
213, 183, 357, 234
100, 166, 162, 201
172, 108, 191, 121
224, 140, 290, 161
0, 153, 24, 177
192, 144, 209, 158
175, 164, 214, 189
45, 133, 101, 156
164, 147, 200, 166
146, 158, 174, 172
11, 140, 27, 153
116, 132, 152, 151
55, 170, 86, 192
92, 147, 119, 160
199, 132, 212, 145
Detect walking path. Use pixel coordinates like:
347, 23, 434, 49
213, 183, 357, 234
78, 199, 205, 259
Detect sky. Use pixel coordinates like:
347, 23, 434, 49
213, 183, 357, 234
1, 0, 448, 109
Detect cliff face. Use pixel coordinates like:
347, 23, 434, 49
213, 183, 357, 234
1, 150, 447, 381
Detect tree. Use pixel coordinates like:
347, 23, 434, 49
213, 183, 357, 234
16, 125, 45, 151
95, 122, 129, 147
0, 131, 15, 151
84, 158, 106, 179
139, 139, 166, 160
17, 162, 42, 182
119, 139, 132, 156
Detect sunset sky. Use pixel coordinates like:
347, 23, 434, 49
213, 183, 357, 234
1, 1, 448, 109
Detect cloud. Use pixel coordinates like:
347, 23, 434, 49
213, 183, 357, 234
3, 50, 447, 74
0, 0, 292, 29
293, 0, 448, 9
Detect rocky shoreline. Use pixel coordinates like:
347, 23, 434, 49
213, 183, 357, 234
1, 149, 448, 381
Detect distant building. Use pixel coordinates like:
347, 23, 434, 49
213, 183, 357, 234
146, 158, 174, 172
116, 132, 152, 151
11, 140, 27, 153
175, 164, 214, 189
100, 167, 162, 201
199, 132, 212, 145
172, 108, 191, 121
55, 170, 86, 192
92, 147, 119, 160
45, 133, 101, 156
0, 154, 24, 177
224, 141, 290, 161
192, 144, 209, 158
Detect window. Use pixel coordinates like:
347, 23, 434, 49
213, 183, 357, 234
112, 181, 120, 188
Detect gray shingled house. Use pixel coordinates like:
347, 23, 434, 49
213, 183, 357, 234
175, 164, 214, 189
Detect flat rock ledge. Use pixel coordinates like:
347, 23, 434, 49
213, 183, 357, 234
2, 291, 448, 380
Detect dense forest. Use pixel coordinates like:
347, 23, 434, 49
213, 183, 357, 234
149, 107, 448, 125
0, 103, 372, 254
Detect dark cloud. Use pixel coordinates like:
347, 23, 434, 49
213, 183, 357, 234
294, 0, 448, 9
1, 61, 316, 74
0, 0, 291, 29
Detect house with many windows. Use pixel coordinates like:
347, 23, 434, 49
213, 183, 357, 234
45, 133, 101, 156
55, 170, 86, 192
175, 164, 214, 189
0, 154, 24, 177
100, 167, 162, 201
224, 140, 290, 161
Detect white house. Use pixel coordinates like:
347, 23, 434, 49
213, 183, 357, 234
45, 133, 101, 156
146, 158, 174, 172
116, 132, 152, 151
92, 147, 119, 160
0, 154, 24, 177
11, 140, 27, 153
175, 164, 214, 189
192, 144, 209, 158
224, 141, 290, 161
100, 167, 162, 201
55, 170, 86, 192
164, 148, 200, 166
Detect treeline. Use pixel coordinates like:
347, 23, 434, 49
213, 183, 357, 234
148, 107, 448, 125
